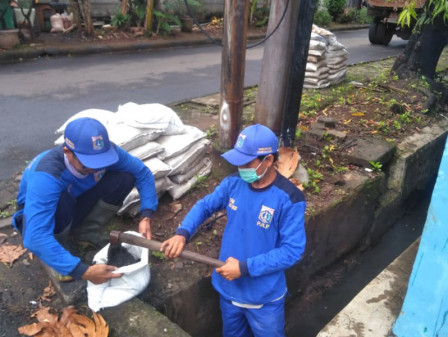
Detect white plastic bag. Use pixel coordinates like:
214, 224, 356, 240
116, 102, 186, 136
87, 231, 150, 312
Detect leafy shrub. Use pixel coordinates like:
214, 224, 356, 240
337, 7, 357, 23
357, 7, 372, 24
111, 11, 131, 29
337, 7, 373, 24
314, 8, 333, 26
325, 0, 346, 21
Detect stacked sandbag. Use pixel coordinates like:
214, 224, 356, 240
54, 103, 213, 217
305, 24, 348, 89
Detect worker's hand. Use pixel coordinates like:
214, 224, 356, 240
82, 264, 122, 285
216, 257, 241, 281
160, 235, 186, 259
139, 217, 151, 240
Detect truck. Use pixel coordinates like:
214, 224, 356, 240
366, 0, 426, 45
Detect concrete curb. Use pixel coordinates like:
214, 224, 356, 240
0, 24, 369, 64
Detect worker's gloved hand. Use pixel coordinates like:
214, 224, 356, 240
216, 257, 241, 281
82, 264, 122, 284
160, 235, 186, 259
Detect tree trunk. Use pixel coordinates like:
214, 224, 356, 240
392, 11, 448, 80
80, 0, 94, 36
144, 0, 154, 33
69, 0, 82, 31
121, 0, 128, 15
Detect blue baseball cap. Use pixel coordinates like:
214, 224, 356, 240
64, 117, 118, 169
222, 124, 278, 166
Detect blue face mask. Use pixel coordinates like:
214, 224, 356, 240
238, 157, 268, 184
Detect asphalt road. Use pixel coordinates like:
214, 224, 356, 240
0, 28, 407, 183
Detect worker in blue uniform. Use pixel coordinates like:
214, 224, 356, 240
161, 124, 306, 337
11, 117, 158, 285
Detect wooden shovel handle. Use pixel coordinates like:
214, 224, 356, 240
110, 231, 224, 268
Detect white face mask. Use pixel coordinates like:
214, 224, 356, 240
238, 156, 268, 183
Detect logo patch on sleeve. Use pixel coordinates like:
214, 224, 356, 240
257, 205, 275, 229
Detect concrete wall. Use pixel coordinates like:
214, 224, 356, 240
139, 120, 448, 336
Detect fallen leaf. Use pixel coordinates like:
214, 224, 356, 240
19, 306, 109, 337
275, 147, 300, 179
0, 244, 27, 266
351, 112, 365, 116
39, 281, 56, 302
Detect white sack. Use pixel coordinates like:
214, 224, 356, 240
308, 48, 325, 57
129, 142, 164, 161
306, 60, 328, 72
116, 102, 186, 136
168, 162, 212, 200
87, 231, 150, 312
107, 123, 161, 151
165, 138, 210, 176
305, 67, 329, 79
55, 109, 119, 135
50, 13, 64, 33
156, 125, 206, 160
169, 157, 212, 185
309, 39, 327, 50
118, 177, 174, 216
143, 157, 172, 179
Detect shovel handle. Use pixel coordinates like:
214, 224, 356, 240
110, 231, 224, 268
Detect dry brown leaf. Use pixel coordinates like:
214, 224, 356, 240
17, 323, 44, 336
38, 281, 56, 302
19, 306, 108, 337
0, 244, 27, 266
93, 311, 109, 337
275, 147, 300, 179
28, 252, 34, 260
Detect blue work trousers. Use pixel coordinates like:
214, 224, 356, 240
219, 295, 286, 337
54, 171, 134, 234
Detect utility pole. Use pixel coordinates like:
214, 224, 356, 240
219, 0, 250, 149
254, 0, 316, 146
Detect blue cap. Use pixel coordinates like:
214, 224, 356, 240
64, 117, 118, 169
221, 124, 278, 166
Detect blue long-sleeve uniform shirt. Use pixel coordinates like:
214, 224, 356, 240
177, 172, 306, 305
13, 144, 158, 279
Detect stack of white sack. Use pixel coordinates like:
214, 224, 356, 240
305, 24, 348, 89
54, 103, 212, 216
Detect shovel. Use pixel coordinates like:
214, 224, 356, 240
109, 230, 224, 268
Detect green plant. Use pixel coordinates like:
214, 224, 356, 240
152, 251, 165, 260
128, 0, 147, 26
369, 161, 383, 172
165, 0, 201, 17
111, 11, 131, 29
324, 0, 346, 21
337, 7, 358, 23
206, 124, 217, 139
153, 9, 181, 34
394, 120, 402, 130
314, 8, 333, 26
295, 128, 302, 139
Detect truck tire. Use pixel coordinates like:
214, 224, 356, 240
369, 21, 380, 44
376, 22, 394, 45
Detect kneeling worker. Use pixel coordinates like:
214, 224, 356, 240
12, 117, 158, 285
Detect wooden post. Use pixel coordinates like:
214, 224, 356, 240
219, 0, 250, 149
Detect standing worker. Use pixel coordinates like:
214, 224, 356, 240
161, 124, 306, 337
12, 117, 158, 285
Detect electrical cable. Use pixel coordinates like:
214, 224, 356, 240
183, 0, 290, 49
